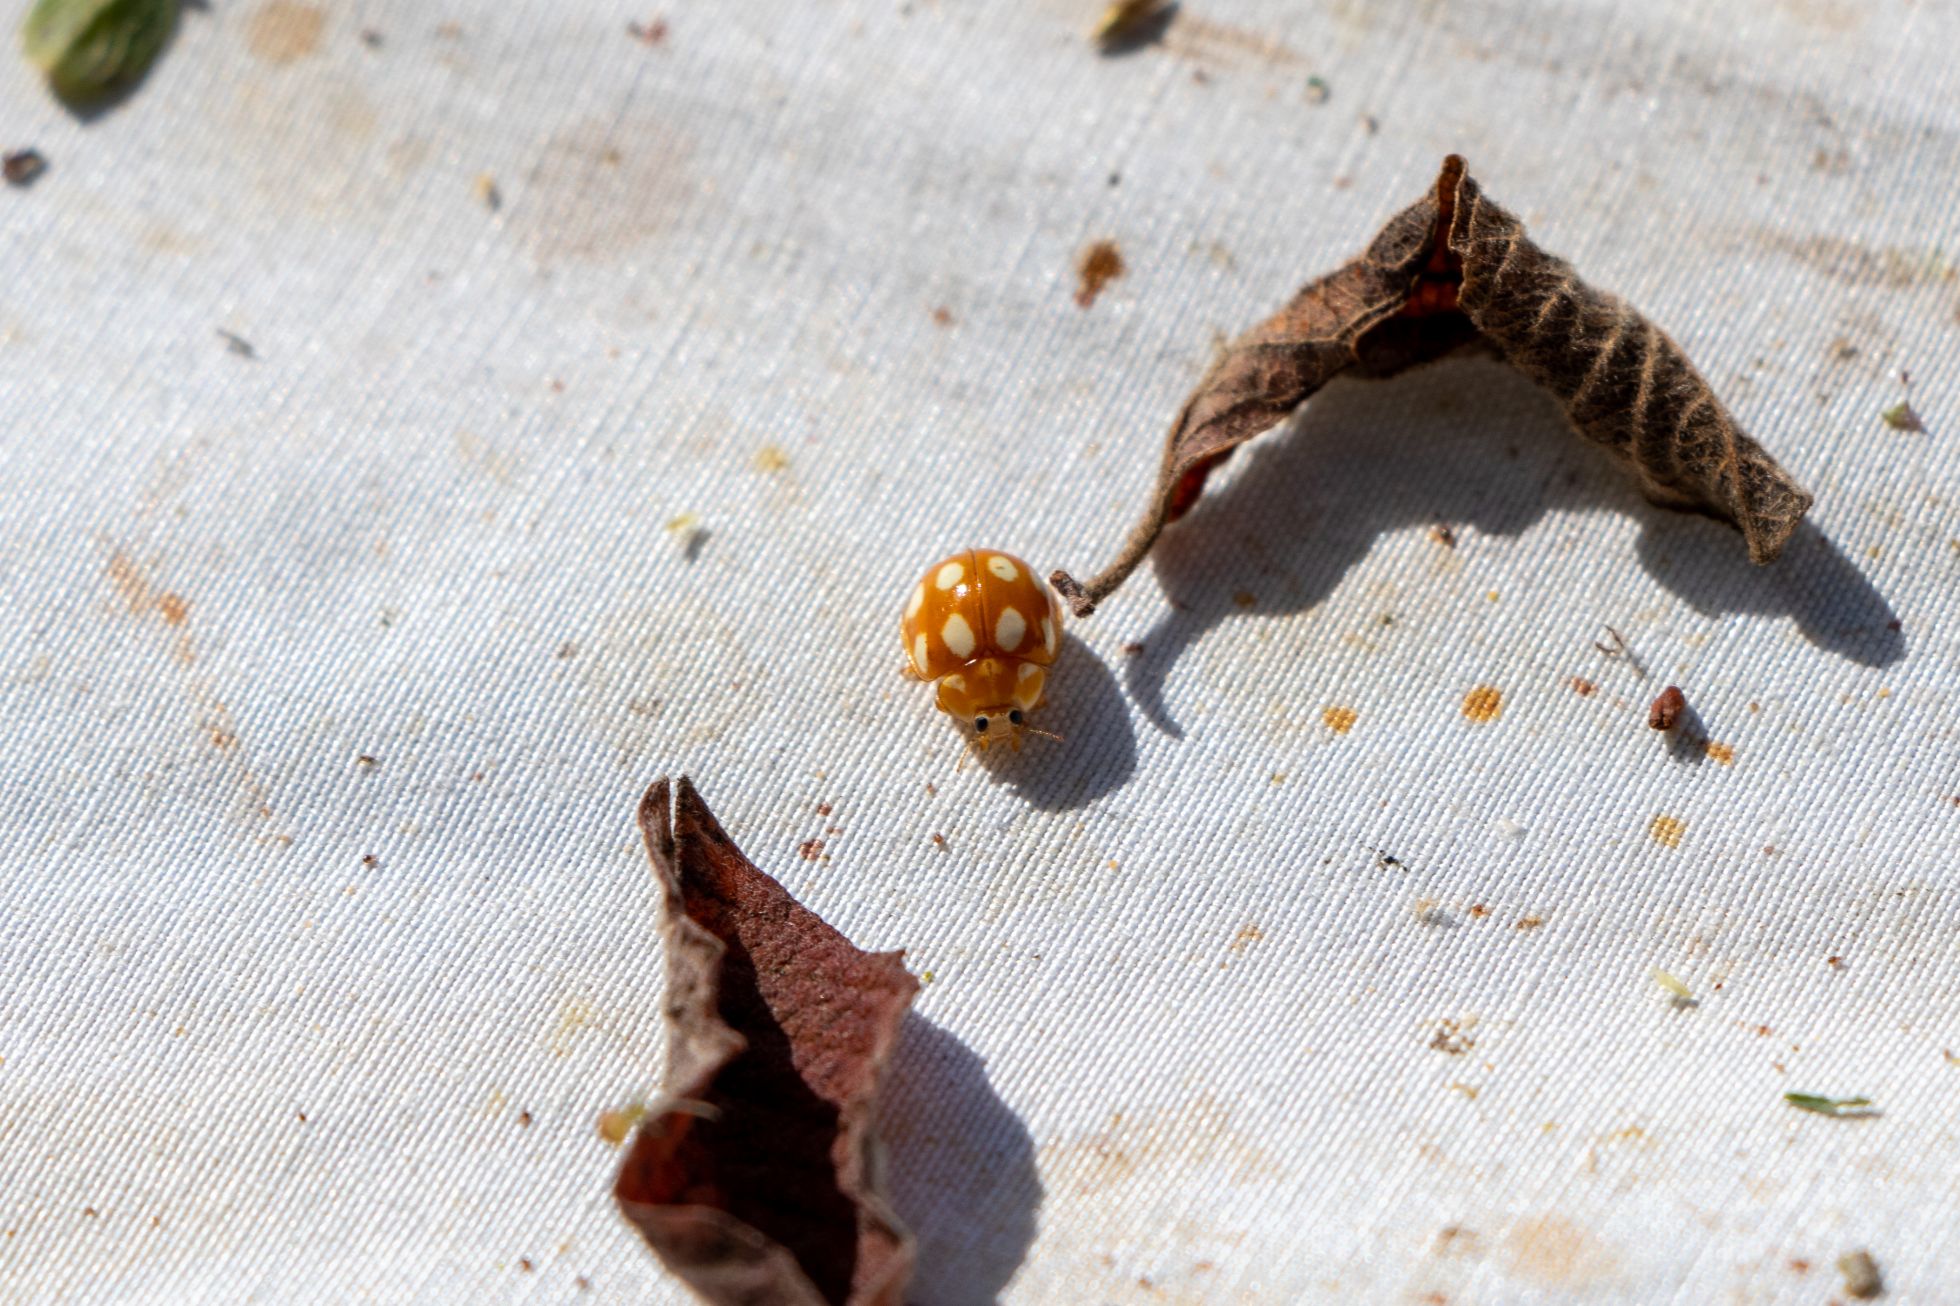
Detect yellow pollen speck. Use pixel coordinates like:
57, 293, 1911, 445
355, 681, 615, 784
1322, 705, 1358, 734
1462, 686, 1503, 722
1650, 814, 1686, 848
753, 445, 790, 472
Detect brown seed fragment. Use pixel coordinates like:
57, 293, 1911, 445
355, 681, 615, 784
1837, 1249, 1883, 1298
1649, 685, 1687, 731
1570, 676, 1597, 696
1074, 240, 1125, 309
1051, 156, 1812, 616
3, 149, 48, 186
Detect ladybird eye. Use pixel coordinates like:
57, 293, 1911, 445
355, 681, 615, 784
973, 716, 989, 733
1009, 710, 1024, 725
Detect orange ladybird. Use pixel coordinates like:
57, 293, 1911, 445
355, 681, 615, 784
901, 549, 1063, 749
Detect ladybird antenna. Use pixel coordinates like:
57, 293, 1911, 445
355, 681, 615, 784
1023, 725, 1065, 743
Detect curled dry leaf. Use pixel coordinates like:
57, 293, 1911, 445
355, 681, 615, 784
616, 778, 918, 1306
1051, 155, 1813, 616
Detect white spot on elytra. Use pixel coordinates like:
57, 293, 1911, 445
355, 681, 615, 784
935, 561, 965, 590
994, 605, 1026, 651
1041, 617, 1055, 655
941, 613, 975, 658
906, 582, 925, 619
912, 633, 928, 672
1013, 666, 1043, 709
943, 674, 966, 692
1017, 662, 1040, 681
986, 555, 1019, 581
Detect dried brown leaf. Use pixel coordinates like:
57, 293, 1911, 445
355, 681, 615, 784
1052, 155, 1813, 616
616, 778, 918, 1306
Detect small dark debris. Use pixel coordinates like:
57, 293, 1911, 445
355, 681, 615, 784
519, 1258, 534, 1273
361, 854, 378, 868
83, 1208, 98, 1218
1074, 240, 1126, 309
1122, 641, 1145, 655
1231, 590, 1256, 608
575, 1277, 591, 1292
1827, 956, 1843, 969
360, 28, 383, 48
356, 755, 378, 769
815, 803, 832, 817
1373, 849, 1405, 871
518, 1110, 533, 1127
217, 329, 257, 359
1429, 523, 1456, 548
1570, 676, 1597, 696
1516, 915, 1544, 930
1360, 114, 1379, 135
930, 305, 954, 327
4, 149, 48, 187
798, 839, 824, 861
1107, 171, 1121, 187
1305, 75, 1330, 104
931, 833, 947, 849
556, 641, 578, 659
628, 18, 668, 44
296, 1111, 308, 1122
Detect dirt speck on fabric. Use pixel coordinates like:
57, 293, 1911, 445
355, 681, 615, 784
1074, 240, 1125, 308
246, 2, 326, 64
1461, 686, 1503, 723
797, 838, 825, 861
1649, 815, 1686, 848
1703, 740, 1735, 765
1516, 915, 1545, 930
753, 445, 790, 473
1230, 923, 1264, 952
1570, 677, 1596, 696
1503, 1214, 1620, 1288
1322, 705, 1358, 734
1429, 1018, 1476, 1055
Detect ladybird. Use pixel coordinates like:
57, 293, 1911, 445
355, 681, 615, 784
901, 549, 1063, 750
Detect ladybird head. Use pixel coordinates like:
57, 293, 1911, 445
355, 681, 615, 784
934, 657, 1047, 750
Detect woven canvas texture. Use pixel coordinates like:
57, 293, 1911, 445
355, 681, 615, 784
2, 0, 1957, 1301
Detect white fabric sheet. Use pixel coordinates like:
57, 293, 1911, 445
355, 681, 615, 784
3, 0, 1958, 1300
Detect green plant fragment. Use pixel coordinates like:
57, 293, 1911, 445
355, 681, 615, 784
1784, 1092, 1874, 1116
22, 0, 177, 104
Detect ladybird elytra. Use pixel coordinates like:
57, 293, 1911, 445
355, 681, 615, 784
900, 548, 1063, 750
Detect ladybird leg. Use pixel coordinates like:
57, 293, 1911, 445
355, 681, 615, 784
900, 661, 924, 681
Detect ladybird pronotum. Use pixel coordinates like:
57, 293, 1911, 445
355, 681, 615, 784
901, 549, 1064, 750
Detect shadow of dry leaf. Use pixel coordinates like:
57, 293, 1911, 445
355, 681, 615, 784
616, 778, 918, 1306
1052, 154, 1813, 616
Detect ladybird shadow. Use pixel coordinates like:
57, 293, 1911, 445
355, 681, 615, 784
969, 634, 1136, 810
877, 1014, 1042, 1306
1120, 352, 1900, 733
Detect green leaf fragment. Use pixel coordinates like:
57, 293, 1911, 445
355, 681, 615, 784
1784, 1092, 1874, 1116
22, 0, 177, 103
1881, 401, 1925, 432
